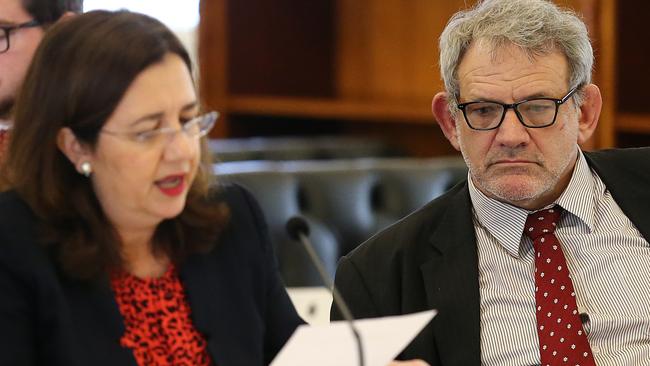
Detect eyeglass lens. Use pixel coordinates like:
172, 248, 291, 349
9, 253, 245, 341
465, 99, 557, 129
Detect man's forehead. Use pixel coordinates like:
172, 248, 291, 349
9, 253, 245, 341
455, 43, 571, 101
458, 42, 568, 80
466, 39, 562, 65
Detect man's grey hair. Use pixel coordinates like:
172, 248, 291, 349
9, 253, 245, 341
439, 0, 593, 111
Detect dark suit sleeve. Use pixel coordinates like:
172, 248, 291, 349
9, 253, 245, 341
237, 185, 304, 364
330, 255, 380, 321
0, 236, 36, 365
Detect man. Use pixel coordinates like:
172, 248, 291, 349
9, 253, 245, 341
0, 0, 82, 156
332, 1, 650, 365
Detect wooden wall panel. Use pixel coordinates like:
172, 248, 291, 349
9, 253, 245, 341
335, 0, 371, 100
199, 0, 229, 137
227, 0, 335, 97
593, 0, 616, 148
336, 0, 472, 102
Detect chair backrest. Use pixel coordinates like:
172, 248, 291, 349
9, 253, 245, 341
214, 157, 467, 286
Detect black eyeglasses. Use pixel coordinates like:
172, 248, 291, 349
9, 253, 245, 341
457, 87, 579, 131
0, 20, 41, 54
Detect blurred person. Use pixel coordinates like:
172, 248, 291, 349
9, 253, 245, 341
0, 9, 430, 366
332, 0, 650, 365
0, 0, 82, 159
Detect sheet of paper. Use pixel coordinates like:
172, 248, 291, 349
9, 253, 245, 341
271, 310, 436, 366
286, 287, 333, 325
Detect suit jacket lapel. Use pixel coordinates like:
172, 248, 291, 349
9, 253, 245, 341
585, 150, 650, 241
420, 184, 481, 365
63, 274, 136, 366
180, 248, 261, 366
179, 253, 226, 363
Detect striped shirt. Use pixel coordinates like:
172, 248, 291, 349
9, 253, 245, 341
468, 150, 650, 365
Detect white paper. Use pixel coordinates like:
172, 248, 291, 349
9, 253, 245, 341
286, 287, 333, 325
271, 310, 437, 366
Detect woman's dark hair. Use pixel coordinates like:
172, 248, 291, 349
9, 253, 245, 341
3, 10, 228, 280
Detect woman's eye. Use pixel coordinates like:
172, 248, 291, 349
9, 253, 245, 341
181, 116, 198, 125
134, 129, 157, 142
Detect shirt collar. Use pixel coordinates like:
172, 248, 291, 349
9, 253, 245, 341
469, 176, 529, 258
554, 150, 596, 232
468, 149, 596, 258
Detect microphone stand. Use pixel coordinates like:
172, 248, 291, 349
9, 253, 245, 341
287, 217, 365, 366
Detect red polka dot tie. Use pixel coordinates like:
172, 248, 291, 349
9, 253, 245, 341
524, 206, 596, 366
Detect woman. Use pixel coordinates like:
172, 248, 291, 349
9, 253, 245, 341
0, 10, 428, 366
0, 10, 301, 365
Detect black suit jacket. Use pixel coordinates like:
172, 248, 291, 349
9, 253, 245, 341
332, 148, 650, 365
0, 184, 303, 366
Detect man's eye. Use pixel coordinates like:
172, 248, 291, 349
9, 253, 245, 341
476, 107, 495, 115
468, 104, 499, 117
521, 102, 554, 114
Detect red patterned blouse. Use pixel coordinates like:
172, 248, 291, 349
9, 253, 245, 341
0, 129, 9, 164
110, 264, 212, 366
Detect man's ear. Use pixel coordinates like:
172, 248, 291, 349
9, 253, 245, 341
56, 127, 92, 173
432, 92, 461, 151
58, 11, 77, 22
576, 84, 602, 144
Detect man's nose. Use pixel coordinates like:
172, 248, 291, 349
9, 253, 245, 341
494, 108, 530, 148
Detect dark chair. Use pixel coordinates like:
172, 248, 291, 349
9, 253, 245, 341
214, 157, 467, 287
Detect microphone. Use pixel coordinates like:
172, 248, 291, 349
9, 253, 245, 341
286, 216, 365, 366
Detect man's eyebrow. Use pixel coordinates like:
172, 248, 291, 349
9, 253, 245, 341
520, 92, 553, 100
478, 92, 558, 103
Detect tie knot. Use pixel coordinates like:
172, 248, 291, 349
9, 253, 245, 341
524, 206, 563, 241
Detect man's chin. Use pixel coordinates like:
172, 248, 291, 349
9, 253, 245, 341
482, 177, 545, 205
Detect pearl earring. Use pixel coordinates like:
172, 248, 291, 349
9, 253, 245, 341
80, 161, 92, 177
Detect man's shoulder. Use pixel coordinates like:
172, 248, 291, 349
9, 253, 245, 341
344, 180, 469, 267
586, 147, 650, 166
585, 147, 650, 183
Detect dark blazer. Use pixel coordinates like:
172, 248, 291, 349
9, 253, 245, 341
0, 184, 303, 366
331, 148, 650, 365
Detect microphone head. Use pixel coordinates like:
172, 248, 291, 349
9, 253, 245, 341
286, 216, 310, 241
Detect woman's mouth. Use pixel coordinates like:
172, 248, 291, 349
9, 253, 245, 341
155, 175, 186, 196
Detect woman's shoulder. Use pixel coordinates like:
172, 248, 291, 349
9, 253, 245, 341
0, 191, 51, 275
212, 182, 254, 207
212, 183, 264, 227
0, 189, 30, 210
209, 182, 270, 252
0, 190, 37, 233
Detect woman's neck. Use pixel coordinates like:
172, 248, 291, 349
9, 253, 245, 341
119, 228, 169, 279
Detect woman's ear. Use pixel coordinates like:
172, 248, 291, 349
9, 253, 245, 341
57, 127, 92, 173
432, 92, 461, 151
